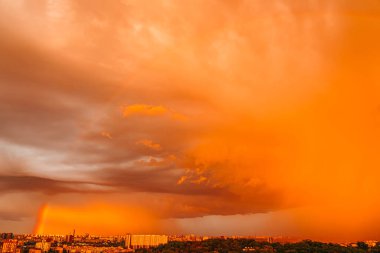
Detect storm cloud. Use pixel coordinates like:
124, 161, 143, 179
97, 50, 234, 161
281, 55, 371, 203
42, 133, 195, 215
1, 0, 380, 241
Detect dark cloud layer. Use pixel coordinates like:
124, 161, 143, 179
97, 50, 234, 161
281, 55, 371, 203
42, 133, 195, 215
0, 175, 110, 195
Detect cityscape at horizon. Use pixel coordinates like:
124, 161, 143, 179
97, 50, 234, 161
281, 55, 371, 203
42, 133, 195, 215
1, 232, 379, 244
0, 232, 379, 253
1, 0, 380, 249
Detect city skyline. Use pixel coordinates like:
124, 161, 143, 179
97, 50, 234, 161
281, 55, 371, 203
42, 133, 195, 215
1, 0, 380, 243
2, 232, 378, 253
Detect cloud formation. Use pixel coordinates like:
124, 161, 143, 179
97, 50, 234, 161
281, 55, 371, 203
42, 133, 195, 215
0, 0, 380, 241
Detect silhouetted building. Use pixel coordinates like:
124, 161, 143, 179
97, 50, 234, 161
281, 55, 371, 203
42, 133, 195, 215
65, 235, 74, 243
0, 234, 14, 240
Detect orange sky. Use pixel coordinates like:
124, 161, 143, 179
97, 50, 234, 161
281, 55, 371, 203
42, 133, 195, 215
0, 0, 380, 242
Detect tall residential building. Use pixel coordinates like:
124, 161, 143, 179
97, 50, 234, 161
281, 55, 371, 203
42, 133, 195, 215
125, 235, 168, 249
124, 234, 132, 249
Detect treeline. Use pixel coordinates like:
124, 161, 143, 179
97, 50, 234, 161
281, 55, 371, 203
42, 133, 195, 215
135, 239, 380, 253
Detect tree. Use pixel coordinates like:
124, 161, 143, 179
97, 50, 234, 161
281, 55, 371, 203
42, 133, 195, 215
357, 242, 368, 251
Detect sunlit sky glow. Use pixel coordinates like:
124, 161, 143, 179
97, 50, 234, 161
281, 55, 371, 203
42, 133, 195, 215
0, 0, 380, 242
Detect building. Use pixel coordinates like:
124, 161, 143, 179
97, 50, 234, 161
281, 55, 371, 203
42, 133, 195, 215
365, 241, 378, 247
53, 247, 63, 253
65, 235, 74, 243
35, 241, 51, 252
29, 249, 42, 253
1, 240, 17, 253
125, 235, 168, 249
